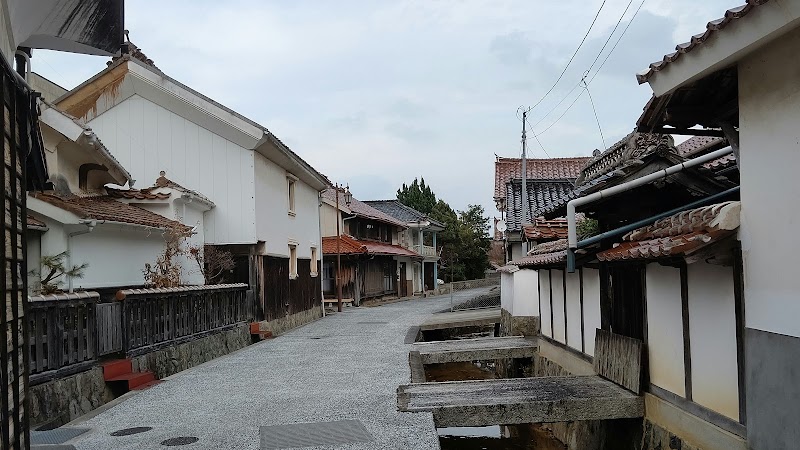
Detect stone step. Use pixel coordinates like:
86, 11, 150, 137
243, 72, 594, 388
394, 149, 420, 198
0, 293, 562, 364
131, 379, 163, 391
106, 371, 156, 390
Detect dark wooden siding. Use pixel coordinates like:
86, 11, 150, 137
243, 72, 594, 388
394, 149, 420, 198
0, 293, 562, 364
261, 256, 321, 322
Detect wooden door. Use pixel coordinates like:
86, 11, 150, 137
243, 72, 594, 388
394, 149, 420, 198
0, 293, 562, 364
399, 263, 407, 297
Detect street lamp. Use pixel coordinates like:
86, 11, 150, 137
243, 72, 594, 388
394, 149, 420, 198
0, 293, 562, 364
335, 184, 352, 312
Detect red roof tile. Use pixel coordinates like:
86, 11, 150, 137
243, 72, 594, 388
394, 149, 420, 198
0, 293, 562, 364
494, 157, 589, 199
676, 136, 727, 157
523, 218, 569, 240
106, 187, 171, 200
35, 193, 188, 231
597, 201, 740, 261
26, 215, 47, 229
321, 235, 421, 258
637, 0, 769, 84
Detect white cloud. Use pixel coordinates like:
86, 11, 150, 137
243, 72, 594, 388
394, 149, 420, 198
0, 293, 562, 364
31, 0, 736, 218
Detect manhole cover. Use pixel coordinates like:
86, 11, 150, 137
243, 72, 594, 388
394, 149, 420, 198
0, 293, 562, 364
110, 427, 153, 437
31, 427, 89, 444
161, 436, 199, 446
260, 420, 373, 449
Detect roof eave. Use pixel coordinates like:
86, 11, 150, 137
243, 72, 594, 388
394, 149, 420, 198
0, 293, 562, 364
640, 2, 800, 96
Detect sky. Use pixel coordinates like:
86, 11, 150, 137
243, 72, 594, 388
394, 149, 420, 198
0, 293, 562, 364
32, 0, 737, 219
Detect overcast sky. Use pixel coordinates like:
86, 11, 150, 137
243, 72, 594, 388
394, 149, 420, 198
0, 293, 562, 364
33, 0, 735, 218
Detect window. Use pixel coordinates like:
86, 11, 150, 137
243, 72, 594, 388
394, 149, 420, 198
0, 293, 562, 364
287, 174, 297, 216
289, 244, 298, 279
310, 247, 318, 277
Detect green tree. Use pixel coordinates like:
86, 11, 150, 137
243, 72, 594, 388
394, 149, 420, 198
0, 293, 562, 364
455, 205, 491, 280
397, 177, 436, 214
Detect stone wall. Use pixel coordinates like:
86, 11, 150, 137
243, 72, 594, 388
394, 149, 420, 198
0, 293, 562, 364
642, 419, 701, 450
131, 325, 252, 379
499, 308, 540, 337
29, 367, 115, 428
256, 305, 323, 336
527, 351, 641, 450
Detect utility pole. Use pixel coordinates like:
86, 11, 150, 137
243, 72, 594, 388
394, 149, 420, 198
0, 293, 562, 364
521, 109, 530, 229
335, 185, 343, 313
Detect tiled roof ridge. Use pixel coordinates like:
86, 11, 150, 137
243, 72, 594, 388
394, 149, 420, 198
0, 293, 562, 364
106, 186, 171, 200
576, 132, 675, 185
624, 201, 740, 241
676, 136, 727, 157
636, 0, 769, 84
528, 239, 568, 256
364, 199, 446, 228
494, 156, 590, 199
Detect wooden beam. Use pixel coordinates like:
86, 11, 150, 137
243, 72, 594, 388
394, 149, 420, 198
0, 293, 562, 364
593, 329, 643, 394
680, 264, 693, 401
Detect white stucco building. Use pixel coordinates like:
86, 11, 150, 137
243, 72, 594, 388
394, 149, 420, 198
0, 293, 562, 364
52, 49, 329, 329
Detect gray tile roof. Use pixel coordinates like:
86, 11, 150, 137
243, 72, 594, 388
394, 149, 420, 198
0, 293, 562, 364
362, 200, 445, 229
505, 179, 576, 232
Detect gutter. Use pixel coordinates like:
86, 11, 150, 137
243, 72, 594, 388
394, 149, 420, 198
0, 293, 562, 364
566, 145, 735, 272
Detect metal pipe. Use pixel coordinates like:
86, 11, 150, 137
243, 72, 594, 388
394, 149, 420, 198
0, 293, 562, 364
567, 146, 734, 249
336, 186, 342, 313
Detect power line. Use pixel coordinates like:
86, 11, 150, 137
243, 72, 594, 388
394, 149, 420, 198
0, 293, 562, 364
533, 0, 648, 138
583, 0, 635, 78
583, 80, 606, 149
528, 0, 607, 111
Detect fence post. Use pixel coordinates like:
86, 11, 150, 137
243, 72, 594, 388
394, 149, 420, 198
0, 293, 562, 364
450, 282, 454, 312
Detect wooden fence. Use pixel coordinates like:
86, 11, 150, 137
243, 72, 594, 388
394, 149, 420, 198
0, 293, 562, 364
27, 284, 253, 383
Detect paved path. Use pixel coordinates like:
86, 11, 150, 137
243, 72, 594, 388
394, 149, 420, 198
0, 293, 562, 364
68, 293, 460, 450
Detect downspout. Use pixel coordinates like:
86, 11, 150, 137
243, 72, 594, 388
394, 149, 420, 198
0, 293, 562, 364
566, 145, 735, 272
66, 219, 99, 292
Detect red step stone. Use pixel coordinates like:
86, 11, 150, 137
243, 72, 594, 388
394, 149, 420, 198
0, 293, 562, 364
102, 359, 133, 381
131, 379, 163, 391
106, 371, 156, 390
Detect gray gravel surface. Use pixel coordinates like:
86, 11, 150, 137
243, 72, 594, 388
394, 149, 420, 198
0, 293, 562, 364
68, 293, 462, 449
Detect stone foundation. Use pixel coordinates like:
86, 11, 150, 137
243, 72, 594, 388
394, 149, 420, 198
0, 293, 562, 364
29, 367, 114, 428
642, 419, 702, 450
257, 306, 323, 336
131, 325, 252, 379
523, 349, 641, 450
498, 308, 540, 337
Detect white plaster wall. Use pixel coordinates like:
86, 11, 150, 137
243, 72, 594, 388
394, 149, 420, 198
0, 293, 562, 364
512, 270, 538, 317
645, 264, 686, 397
26, 232, 42, 293
551, 269, 566, 344
319, 203, 342, 237
582, 268, 601, 356
687, 263, 739, 421
565, 270, 582, 352
539, 270, 552, 337
65, 225, 168, 289
87, 94, 257, 245
739, 26, 800, 338
254, 152, 320, 259
0, 1, 14, 66
501, 272, 514, 313
510, 242, 525, 262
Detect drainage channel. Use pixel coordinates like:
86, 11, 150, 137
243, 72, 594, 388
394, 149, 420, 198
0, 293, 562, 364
425, 362, 566, 450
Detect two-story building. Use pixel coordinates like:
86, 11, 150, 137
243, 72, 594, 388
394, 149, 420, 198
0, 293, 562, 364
364, 200, 444, 293
320, 188, 422, 303
52, 47, 329, 332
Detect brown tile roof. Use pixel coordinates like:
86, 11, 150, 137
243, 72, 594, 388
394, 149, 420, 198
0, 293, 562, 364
637, 0, 769, 84
26, 215, 47, 229
506, 239, 569, 268
321, 189, 406, 228
494, 157, 589, 200
34, 193, 188, 231
523, 218, 569, 240
676, 136, 727, 157
321, 235, 421, 258
106, 187, 171, 200
702, 153, 737, 171
597, 201, 740, 261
